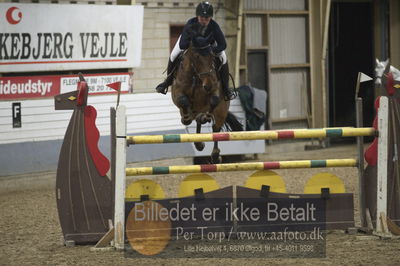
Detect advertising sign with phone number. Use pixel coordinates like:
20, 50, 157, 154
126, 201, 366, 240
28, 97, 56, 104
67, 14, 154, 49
0, 73, 131, 100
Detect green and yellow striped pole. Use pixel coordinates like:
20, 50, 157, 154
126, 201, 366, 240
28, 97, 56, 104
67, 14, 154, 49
126, 128, 376, 145
126, 158, 357, 176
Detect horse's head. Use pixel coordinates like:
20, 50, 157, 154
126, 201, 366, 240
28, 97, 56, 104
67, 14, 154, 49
188, 33, 218, 92
375, 59, 389, 86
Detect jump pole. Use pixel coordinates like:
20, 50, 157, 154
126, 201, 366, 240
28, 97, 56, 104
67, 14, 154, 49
126, 128, 376, 145
126, 159, 357, 176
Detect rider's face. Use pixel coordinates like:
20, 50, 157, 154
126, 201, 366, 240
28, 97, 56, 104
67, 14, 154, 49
198, 16, 212, 26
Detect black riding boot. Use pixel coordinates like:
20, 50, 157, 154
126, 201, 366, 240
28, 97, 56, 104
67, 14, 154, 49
156, 59, 175, 94
220, 63, 236, 101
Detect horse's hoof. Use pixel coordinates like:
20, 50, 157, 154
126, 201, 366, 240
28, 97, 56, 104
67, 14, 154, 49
204, 113, 215, 124
211, 148, 221, 164
195, 114, 205, 124
210, 155, 221, 164
194, 142, 205, 151
196, 113, 213, 125
181, 117, 192, 125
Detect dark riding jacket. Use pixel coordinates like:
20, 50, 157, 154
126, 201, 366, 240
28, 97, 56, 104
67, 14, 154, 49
179, 17, 227, 54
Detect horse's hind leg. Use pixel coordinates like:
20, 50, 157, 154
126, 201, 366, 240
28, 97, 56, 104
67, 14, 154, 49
194, 121, 205, 151
211, 124, 221, 163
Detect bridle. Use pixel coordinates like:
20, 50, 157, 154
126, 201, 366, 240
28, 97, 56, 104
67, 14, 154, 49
191, 62, 215, 78
190, 45, 216, 79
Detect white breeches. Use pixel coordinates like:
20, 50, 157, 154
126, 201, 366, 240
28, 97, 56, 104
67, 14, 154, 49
170, 36, 184, 62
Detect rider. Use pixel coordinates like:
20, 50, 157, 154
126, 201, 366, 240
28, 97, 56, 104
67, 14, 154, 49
155, 1, 236, 101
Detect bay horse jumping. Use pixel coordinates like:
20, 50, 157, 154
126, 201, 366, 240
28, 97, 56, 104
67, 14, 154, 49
171, 34, 243, 162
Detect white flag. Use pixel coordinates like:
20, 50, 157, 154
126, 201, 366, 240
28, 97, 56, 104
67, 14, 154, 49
360, 72, 373, 83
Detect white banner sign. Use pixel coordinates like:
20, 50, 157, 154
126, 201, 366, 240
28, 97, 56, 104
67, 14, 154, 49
0, 3, 143, 72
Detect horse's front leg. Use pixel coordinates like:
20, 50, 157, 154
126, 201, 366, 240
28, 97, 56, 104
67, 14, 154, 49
196, 93, 220, 124
206, 93, 221, 123
177, 95, 193, 125
194, 121, 205, 151
209, 94, 221, 114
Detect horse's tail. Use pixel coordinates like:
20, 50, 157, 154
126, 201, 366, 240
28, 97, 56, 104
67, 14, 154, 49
224, 112, 244, 132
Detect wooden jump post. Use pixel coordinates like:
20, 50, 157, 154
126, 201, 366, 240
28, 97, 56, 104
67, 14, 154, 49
112, 96, 390, 249
376, 96, 389, 234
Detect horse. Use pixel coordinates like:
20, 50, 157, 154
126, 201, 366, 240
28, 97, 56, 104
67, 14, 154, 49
171, 34, 243, 162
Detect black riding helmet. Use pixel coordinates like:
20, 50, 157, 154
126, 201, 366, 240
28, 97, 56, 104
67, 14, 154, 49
196, 1, 213, 17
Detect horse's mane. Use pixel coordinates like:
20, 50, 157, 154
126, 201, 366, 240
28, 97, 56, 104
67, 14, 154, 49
191, 35, 213, 56
184, 23, 214, 56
